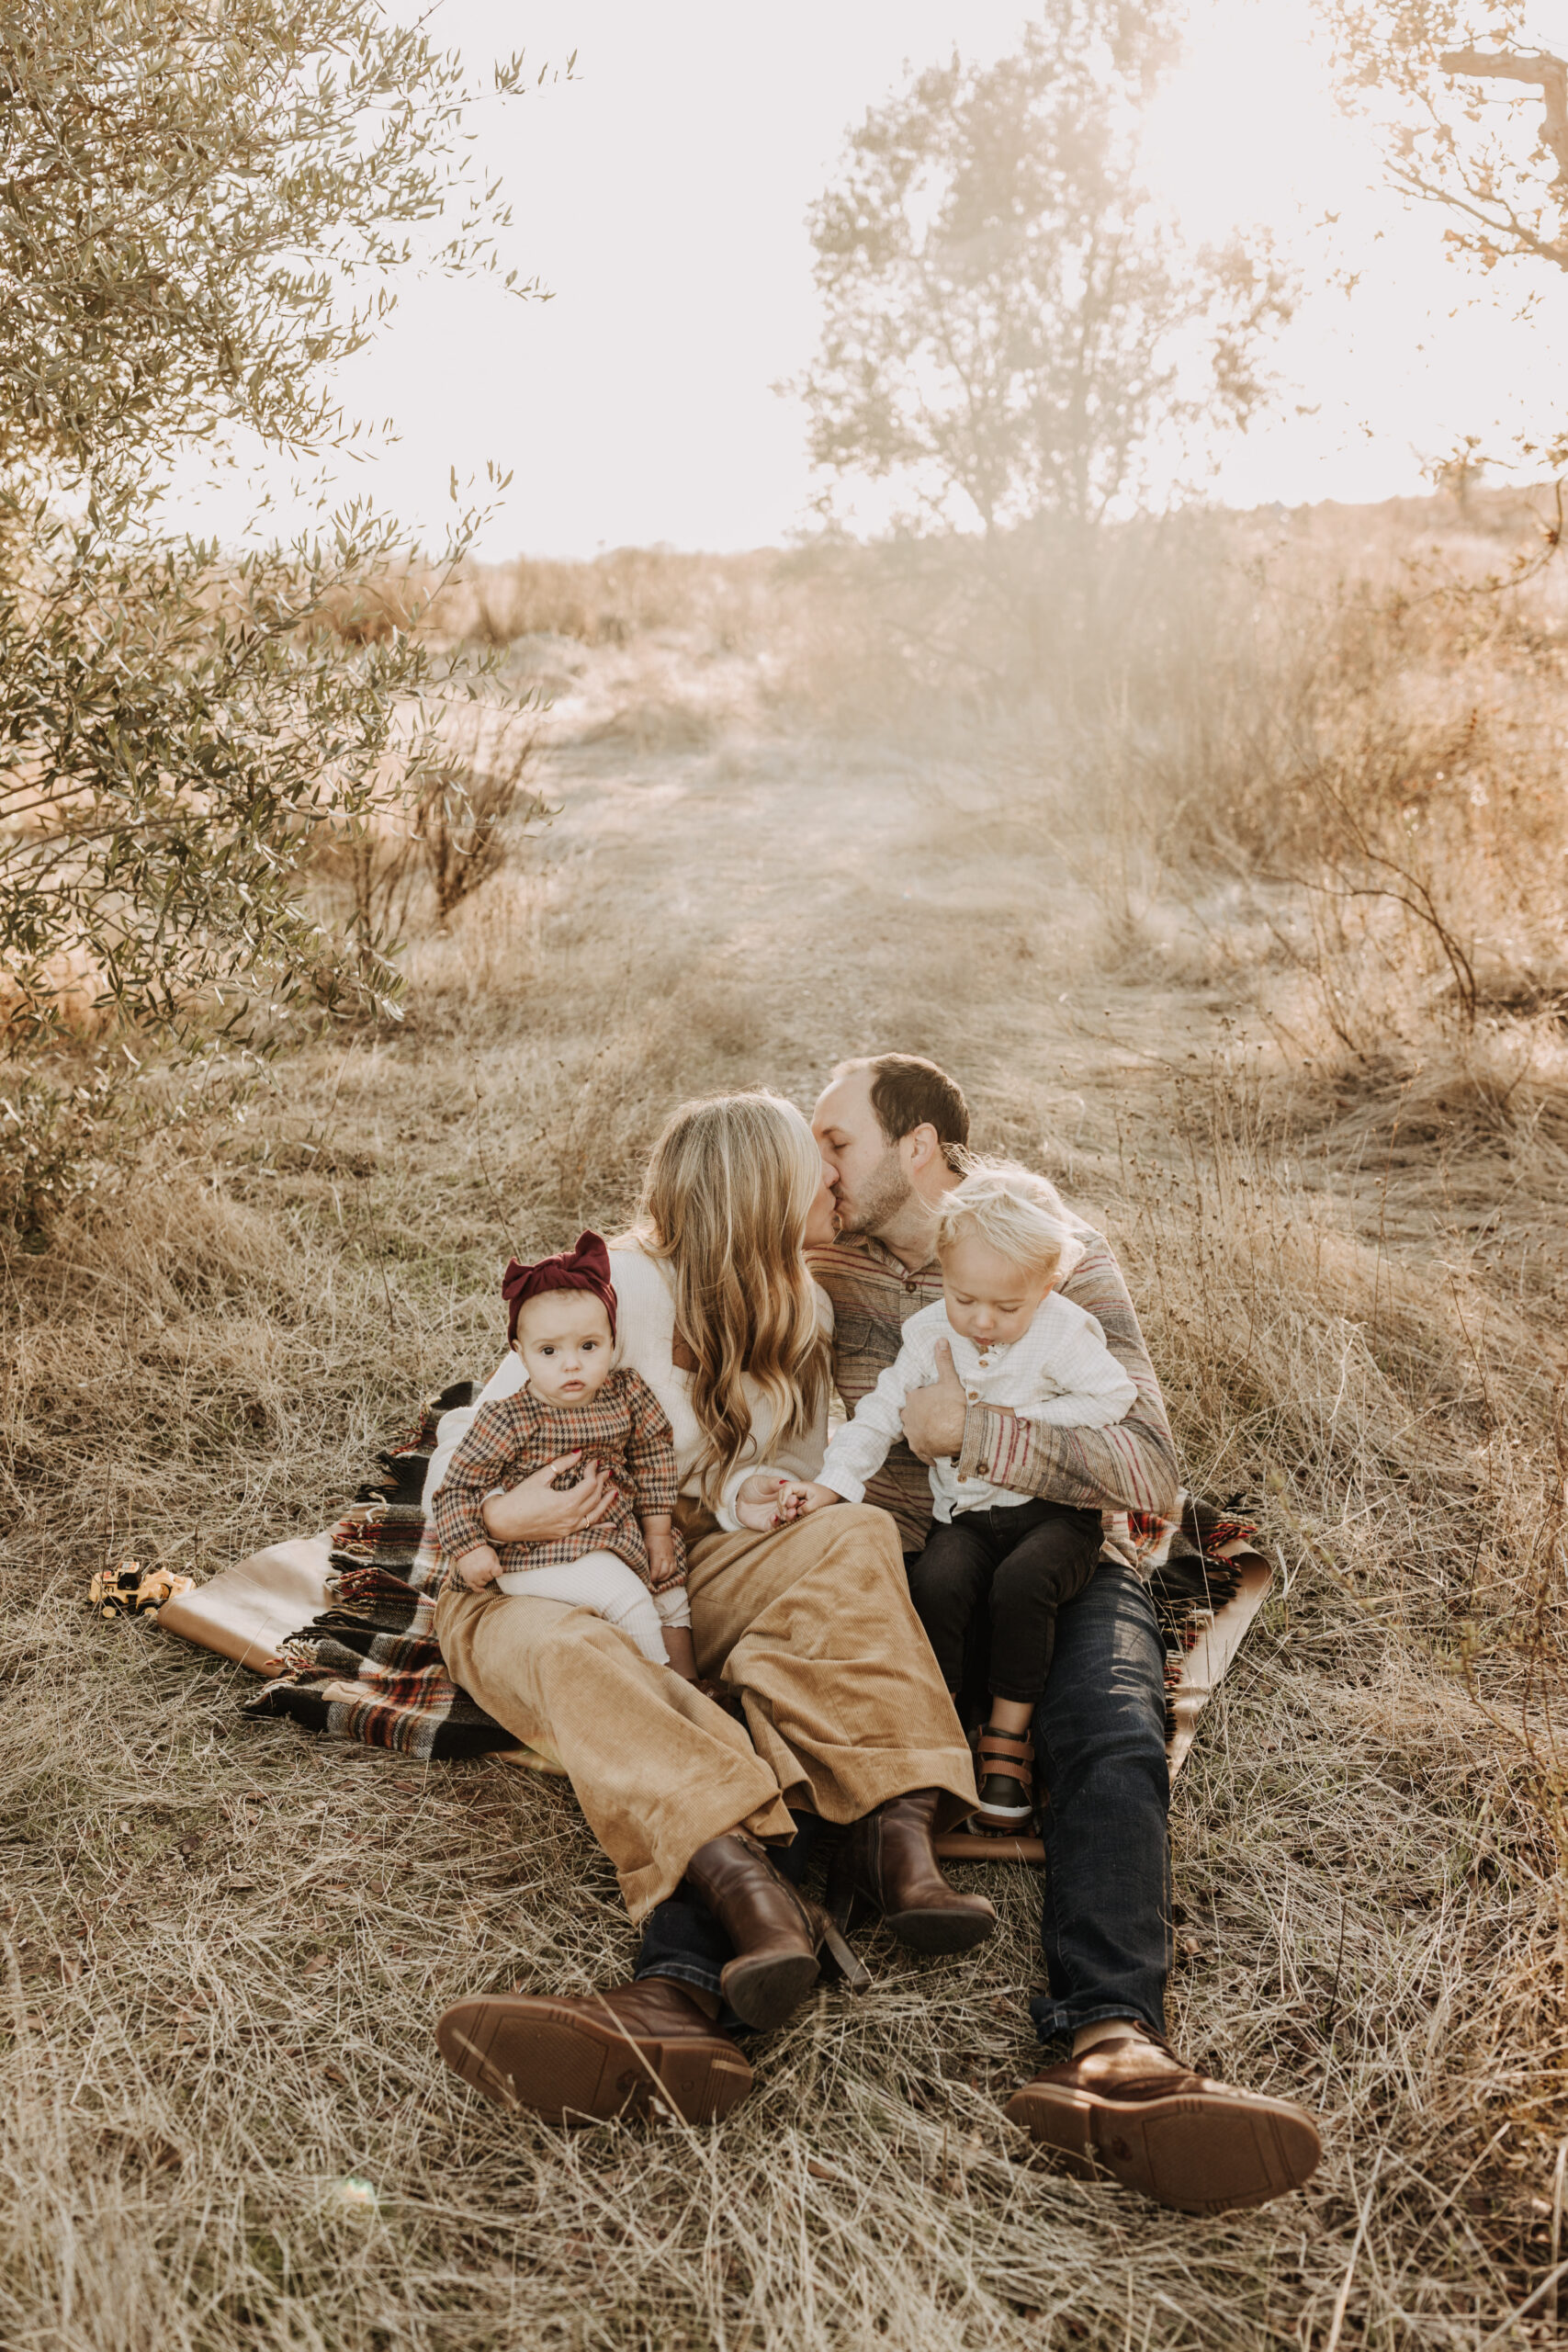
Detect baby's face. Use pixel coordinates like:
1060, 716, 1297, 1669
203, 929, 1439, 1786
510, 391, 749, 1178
940, 1232, 1055, 1349
515, 1292, 615, 1405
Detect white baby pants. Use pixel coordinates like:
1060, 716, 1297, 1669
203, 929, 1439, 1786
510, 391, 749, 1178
494, 1548, 690, 1668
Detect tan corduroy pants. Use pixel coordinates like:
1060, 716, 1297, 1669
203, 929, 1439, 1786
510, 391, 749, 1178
434, 1502, 976, 1919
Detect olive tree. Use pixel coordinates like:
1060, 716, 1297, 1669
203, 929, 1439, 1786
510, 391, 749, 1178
0, 1, 547, 1225
799, 6, 1292, 542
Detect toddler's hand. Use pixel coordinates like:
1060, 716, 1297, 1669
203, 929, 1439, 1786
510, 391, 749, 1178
790, 1481, 844, 1516
455, 1543, 503, 1591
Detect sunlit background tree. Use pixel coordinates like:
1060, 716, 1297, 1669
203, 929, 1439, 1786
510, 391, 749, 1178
800, 4, 1293, 542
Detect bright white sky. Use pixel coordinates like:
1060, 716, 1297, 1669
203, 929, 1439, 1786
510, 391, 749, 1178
178, 0, 1568, 556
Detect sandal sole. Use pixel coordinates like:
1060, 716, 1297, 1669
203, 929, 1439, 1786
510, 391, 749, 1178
435, 1996, 753, 2126
1004, 2079, 1322, 2214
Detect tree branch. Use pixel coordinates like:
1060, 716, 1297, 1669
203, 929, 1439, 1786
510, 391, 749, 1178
1388, 155, 1568, 268
1440, 48, 1568, 187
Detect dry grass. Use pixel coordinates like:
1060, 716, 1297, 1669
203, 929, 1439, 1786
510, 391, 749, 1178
4, 499, 1568, 2347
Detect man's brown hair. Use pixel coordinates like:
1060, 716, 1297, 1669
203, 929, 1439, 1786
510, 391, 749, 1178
834, 1053, 970, 1157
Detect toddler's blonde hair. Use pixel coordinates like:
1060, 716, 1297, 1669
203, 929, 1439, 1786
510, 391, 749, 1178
932, 1163, 1080, 1282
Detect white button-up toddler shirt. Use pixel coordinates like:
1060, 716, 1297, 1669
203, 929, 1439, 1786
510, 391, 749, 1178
819, 1294, 1138, 1522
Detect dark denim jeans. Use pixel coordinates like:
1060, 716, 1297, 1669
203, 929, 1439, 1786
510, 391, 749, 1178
1026, 1553, 1172, 2053
633, 1555, 1170, 2054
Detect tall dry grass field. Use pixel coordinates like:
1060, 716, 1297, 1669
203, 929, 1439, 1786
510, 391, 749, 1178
4, 493, 1568, 2349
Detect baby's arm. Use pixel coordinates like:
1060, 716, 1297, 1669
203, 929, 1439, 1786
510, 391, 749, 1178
625, 1377, 685, 1577
1019, 1304, 1139, 1430
733, 1473, 805, 1531
725, 1329, 930, 1528
430, 1399, 528, 1567
639, 1509, 681, 1588
766, 1479, 843, 1518
625, 1379, 696, 1673
733, 1471, 851, 1528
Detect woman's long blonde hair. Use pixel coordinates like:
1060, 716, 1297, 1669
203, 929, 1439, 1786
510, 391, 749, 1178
635, 1091, 829, 1505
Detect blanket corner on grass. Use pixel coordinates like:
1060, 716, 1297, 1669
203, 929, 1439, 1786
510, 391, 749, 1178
240, 1381, 525, 1760
241, 1381, 1266, 1763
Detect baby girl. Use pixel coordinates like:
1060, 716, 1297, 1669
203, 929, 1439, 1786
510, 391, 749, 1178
789, 1167, 1137, 1830
429, 1232, 697, 1680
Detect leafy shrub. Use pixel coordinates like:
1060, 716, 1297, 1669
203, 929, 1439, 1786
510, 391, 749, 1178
0, 0, 543, 1227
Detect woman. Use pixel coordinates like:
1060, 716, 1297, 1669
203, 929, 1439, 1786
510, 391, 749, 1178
428, 1091, 990, 2124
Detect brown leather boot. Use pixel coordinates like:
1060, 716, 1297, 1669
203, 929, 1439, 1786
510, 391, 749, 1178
828, 1788, 997, 1953
1004, 2030, 1323, 2213
435, 1978, 753, 2124
684, 1829, 832, 2030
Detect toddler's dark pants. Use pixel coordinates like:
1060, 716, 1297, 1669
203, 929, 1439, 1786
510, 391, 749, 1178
907, 1497, 1105, 1704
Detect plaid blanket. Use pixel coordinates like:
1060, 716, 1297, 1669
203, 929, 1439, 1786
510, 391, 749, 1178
242, 1383, 524, 1759
243, 1382, 1265, 1760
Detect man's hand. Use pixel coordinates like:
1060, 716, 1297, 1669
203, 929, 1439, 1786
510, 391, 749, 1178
899, 1340, 968, 1464
482, 1453, 617, 1546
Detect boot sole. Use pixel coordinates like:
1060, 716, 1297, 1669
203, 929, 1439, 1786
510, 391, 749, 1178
435, 1996, 753, 2126
1004, 2078, 1322, 2214
885, 1904, 997, 1955
720, 1950, 821, 2031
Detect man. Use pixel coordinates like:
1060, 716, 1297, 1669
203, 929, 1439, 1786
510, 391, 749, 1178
809, 1053, 1322, 2214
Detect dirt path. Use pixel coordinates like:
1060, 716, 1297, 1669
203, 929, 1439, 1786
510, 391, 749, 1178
527, 718, 1221, 1119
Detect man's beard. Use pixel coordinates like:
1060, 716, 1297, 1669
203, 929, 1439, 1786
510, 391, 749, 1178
836, 1148, 913, 1237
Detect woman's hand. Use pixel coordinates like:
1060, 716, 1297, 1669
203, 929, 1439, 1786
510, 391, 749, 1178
481, 1453, 617, 1546
734, 1473, 795, 1532
733, 1473, 837, 1531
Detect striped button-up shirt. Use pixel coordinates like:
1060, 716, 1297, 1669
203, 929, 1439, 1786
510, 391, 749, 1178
429, 1367, 682, 1594
808, 1226, 1180, 1554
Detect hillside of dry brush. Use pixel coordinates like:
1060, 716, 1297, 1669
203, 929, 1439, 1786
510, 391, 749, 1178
3, 492, 1567, 2349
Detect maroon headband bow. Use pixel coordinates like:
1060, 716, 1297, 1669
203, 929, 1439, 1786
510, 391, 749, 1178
502, 1230, 617, 1347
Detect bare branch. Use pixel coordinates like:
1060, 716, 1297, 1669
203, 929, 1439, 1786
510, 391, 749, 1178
1440, 48, 1568, 187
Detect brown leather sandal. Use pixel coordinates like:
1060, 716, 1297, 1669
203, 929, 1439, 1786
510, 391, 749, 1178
973, 1724, 1036, 1831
